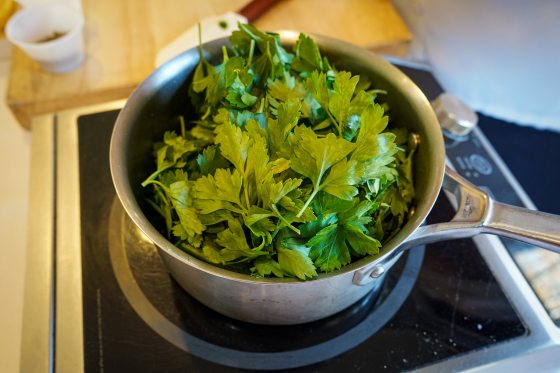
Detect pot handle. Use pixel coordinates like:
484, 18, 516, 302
353, 166, 560, 285
410, 166, 560, 253
438, 167, 560, 250
480, 199, 560, 252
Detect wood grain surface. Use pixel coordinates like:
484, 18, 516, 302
6, 0, 410, 128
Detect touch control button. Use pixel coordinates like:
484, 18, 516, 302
469, 154, 493, 175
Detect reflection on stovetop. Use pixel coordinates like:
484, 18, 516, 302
78, 110, 526, 372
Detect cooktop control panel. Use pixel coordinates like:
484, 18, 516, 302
398, 64, 560, 326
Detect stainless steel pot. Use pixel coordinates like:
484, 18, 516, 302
110, 31, 560, 325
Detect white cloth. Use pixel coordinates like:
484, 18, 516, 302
394, 0, 560, 131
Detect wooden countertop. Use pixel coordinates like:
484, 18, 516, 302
6, 0, 411, 129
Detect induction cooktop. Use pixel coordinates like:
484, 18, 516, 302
21, 62, 560, 373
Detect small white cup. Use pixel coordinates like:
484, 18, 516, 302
6, 2, 85, 73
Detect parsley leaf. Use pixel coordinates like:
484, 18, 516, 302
196, 145, 229, 175
307, 224, 350, 271
169, 179, 205, 241
216, 219, 264, 262
290, 125, 356, 215
251, 256, 285, 278
193, 168, 245, 214
268, 98, 301, 156
307, 199, 381, 271
320, 158, 361, 200
142, 131, 196, 186
278, 244, 317, 280
214, 121, 250, 174
329, 71, 360, 132
291, 33, 324, 76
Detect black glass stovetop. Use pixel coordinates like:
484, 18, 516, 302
76, 66, 533, 372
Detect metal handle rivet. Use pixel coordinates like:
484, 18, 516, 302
370, 266, 385, 278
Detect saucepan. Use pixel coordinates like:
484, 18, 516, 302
110, 31, 560, 325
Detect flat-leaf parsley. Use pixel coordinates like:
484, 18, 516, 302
143, 24, 418, 280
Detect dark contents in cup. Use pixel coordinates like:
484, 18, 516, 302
35, 31, 67, 43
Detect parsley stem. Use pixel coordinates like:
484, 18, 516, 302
221, 45, 229, 61
272, 205, 301, 235
241, 169, 251, 210
196, 22, 203, 58
326, 110, 342, 136
297, 187, 319, 218
257, 97, 266, 113
247, 39, 255, 68
179, 115, 186, 138
201, 106, 211, 121
243, 184, 251, 210
141, 166, 173, 187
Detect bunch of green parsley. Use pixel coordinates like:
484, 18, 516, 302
142, 24, 417, 280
